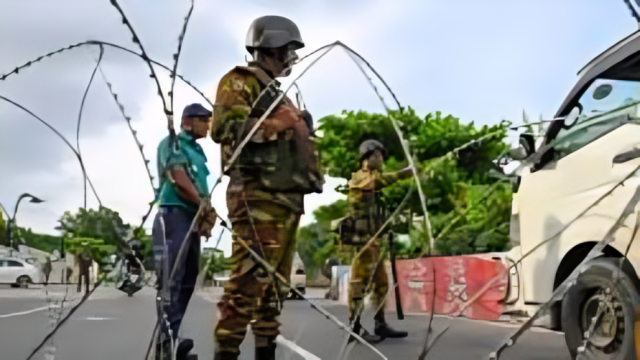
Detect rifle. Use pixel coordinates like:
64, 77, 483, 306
387, 231, 404, 320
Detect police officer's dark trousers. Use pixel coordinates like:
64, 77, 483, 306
160, 206, 201, 340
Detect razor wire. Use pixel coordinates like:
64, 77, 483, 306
155, 39, 393, 358
0, 40, 215, 110
337, 187, 416, 360
490, 183, 640, 359
0, 96, 101, 208
76, 44, 105, 209
42, 284, 71, 360
1, 92, 139, 359
339, 43, 434, 251
96, 65, 157, 227
26, 275, 107, 360
137, 36, 414, 352
212, 215, 389, 360
1, 3, 541, 359
336, 164, 507, 359
331, 41, 515, 358
575, 212, 640, 359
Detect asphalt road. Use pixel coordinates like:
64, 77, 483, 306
0, 284, 571, 360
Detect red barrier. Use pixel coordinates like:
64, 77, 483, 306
394, 255, 508, 321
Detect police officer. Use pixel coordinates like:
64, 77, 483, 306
347, 139, 411, 343
154, 103, 216, 358
211, 15, 322, 360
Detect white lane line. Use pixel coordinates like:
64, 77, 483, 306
85, 317, 114, 320
0, 305, 52, 318
275, 335, 321, 360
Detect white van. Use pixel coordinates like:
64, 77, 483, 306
506, 30, 640, 359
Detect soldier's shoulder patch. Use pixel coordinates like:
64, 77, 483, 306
231, 77, 244, 92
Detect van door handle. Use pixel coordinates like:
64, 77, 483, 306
613, 148, 640, 164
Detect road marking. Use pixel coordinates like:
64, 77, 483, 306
275, 335, 321, 360
0, 305, 51, 318
85, 317, 114, 320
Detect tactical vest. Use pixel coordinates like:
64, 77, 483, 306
224, 66, 323, 194
339, 189, 387, 245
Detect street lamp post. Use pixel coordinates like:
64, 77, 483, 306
0, 193, 45, 250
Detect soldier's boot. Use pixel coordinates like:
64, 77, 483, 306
374, 310, 408, 339
176, 338, 195, 360
255, 336, 276, 360
213, 351, 239, 360
351, 317, 382, 344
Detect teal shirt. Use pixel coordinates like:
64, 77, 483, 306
156, 131, 210, 209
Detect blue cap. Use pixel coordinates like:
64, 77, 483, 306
182, 103, 212, 118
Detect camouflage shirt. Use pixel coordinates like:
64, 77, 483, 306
211, 65, 304, 216
347, 168, 400, 220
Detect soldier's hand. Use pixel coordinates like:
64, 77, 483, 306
397, 166, 415, 179
262, 104, 301, 139
197, 199, 217, 239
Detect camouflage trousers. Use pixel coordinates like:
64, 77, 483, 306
214, 198, 301, 354
348, 239, 389, 320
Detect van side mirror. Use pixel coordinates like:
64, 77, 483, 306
509, 134, 536, 161
509, 146, 528, 160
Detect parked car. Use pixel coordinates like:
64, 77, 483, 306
289, 252, 306, 299
0, 257, 41, 288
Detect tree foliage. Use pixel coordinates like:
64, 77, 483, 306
64, 237, 117, 274
19, 229, 62, 254
0, 214, 7, 247
314, 107, 513, 256
296, 200, 349, 274
200, 250, 231, 281
56, 206, 131, 251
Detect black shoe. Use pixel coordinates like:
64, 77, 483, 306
255, 344, 276, 360
213, 351, 239, 360
359, 329, 383, 344
176, 338, 194, 360
374, 322, 408, 339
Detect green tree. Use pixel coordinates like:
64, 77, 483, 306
316, 108, 513, 256
19, 229, 62, 254
200, 250, 231, 281
56, 206, 131, 254
64, 237, 117, 275
296, 200, 348, 275
0, 214, 6, 247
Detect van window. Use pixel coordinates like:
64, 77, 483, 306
553, 79, 640, 159
7, 261, 23, 267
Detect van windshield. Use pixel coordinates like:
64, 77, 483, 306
578, 79, 640, 117
553, 79, 640, 158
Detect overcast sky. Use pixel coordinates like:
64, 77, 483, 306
1, 0, 637, 256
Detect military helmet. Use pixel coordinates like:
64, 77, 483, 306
245, 16, 305, 53
359, 139, 387, 161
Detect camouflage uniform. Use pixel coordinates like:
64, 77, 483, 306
211, 65, 306, 353
347, 167, 401, 319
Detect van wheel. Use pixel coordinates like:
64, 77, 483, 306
561, 258, 640, 360
16, 276, 30, 288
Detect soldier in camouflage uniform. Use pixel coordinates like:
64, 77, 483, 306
211, 16, 322, 360
347, 139, 411, 343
